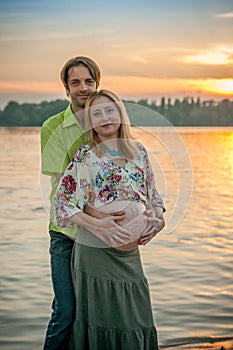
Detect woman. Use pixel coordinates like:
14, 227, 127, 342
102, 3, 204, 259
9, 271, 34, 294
55, 90, 165, 349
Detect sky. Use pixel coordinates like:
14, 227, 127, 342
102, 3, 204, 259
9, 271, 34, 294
0, 0, 233, 108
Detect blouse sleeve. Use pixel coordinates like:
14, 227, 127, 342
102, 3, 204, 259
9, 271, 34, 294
145, 150, 166, 213
54, 148, 91, 227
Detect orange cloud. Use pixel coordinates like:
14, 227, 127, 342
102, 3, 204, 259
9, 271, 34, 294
101, 76, 233, 98
0, 77, 232, 101
194, 79, 233, 96
0, 81, 63, 93
181, 46, 233, 65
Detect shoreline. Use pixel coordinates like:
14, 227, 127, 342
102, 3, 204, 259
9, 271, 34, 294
160, 336, 233, 350
0, 125, 233, 130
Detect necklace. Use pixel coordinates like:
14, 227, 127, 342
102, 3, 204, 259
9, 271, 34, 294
105, 146, 122, 157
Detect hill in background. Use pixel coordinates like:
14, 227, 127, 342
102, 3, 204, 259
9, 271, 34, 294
0, 97, 232, 126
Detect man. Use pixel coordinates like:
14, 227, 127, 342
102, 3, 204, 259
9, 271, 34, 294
41, 56, 101, 350
41, 56, 165, 349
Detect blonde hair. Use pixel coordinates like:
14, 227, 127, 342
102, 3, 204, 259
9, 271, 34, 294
84, 90, 136, 160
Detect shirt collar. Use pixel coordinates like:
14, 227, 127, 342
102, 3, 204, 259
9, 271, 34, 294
63, 104, 80, 128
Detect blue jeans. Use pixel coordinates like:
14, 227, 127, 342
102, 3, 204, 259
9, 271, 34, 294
43, 230, 75, 350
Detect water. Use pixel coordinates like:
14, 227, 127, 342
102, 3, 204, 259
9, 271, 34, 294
0, 126, 232, 349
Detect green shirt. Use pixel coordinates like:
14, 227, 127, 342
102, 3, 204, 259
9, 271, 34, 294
41, 104, 87, 239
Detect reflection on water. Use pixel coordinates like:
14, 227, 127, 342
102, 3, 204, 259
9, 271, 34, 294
0, 126, 232, 349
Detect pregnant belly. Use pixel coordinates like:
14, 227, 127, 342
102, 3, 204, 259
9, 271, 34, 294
97, 201, 148, 251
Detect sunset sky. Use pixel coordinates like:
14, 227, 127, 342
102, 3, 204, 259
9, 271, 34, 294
0, 0, 233, 108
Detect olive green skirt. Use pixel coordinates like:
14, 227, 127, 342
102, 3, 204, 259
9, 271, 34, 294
70, 240, 159, 350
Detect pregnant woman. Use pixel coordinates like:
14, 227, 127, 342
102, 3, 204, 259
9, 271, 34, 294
54, 89, 165, 349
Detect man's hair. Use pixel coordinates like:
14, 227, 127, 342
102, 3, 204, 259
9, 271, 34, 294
60, 56, 101, 90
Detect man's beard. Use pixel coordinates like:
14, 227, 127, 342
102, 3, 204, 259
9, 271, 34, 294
71, 95, 88, 110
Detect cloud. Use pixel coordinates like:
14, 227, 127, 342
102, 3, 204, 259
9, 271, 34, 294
193, 79, 233, 95
101, 75, 233, 97
0, 29, 115, 42
0, 81, 62, 93
181, 46, 233, 65
0, 32, 82, 42
212, 12, 233, 19
129, 56, 148, 64
0, 12, 33, 18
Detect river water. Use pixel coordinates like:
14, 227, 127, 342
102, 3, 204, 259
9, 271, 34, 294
0, 126, 232, 349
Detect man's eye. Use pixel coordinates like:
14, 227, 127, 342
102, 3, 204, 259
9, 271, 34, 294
71, 81, 79, 86
87, 80, 95, 85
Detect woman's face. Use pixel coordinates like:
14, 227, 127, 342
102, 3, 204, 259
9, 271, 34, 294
89, 96, 121, 141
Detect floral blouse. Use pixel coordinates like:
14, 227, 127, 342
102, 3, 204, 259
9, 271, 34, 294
54, 142, 165, 227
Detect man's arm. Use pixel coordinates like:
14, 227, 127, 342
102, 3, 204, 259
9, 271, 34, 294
54, 173, 63, 183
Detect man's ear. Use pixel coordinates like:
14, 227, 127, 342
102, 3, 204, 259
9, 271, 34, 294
66, 88, 70, 98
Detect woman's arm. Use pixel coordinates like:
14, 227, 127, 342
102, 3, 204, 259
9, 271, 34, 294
66, 211, 134, 247
84, 203, 125, 219
54, 150, 134, 247
139, 151, 166, 245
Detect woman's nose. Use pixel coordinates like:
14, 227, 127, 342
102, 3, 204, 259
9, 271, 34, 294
101, 111, 109, 120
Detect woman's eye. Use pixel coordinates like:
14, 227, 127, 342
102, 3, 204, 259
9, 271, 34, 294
106, 108, 114, 114
92, 112, 100, 117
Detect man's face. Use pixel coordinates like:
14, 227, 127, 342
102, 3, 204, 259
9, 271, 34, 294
66, 64, 97, 113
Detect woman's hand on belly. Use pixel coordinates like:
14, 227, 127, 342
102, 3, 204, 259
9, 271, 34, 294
82, 211, 135, 248
139, 209, 165, 245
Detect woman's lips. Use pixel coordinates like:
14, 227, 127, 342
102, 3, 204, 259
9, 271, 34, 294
100, 123, 112, 127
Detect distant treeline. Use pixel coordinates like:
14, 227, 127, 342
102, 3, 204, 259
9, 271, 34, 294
0, 97, 232, 126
